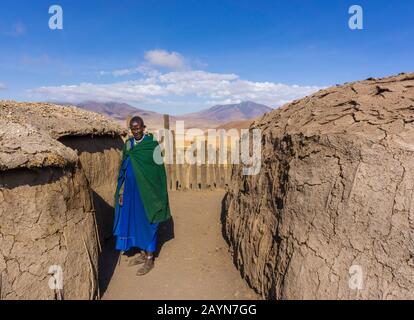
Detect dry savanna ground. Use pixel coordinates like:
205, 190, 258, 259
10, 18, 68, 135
101, 190, 260, 300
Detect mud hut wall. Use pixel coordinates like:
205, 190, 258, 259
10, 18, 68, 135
0, 165, 99, 300
224, 133, 414, 300
58, 135, 124, 243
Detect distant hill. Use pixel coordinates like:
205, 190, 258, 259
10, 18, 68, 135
181, 101, 272, 124
74, 100, 272, 131
75, 102, 174, 130
77, 101, 162, 121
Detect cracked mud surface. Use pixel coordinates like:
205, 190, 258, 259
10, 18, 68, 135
0, 166, 100, 300
223, 73, 414, 299
0, 101, 124, 300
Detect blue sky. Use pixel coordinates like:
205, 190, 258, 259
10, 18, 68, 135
0, 0, 413, 114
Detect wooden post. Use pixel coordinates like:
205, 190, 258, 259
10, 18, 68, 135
200, 137, 207, 190
176, 135, 184, 190
208, 143, 216, 189
201, 138, 209, 189
171, 130, 177, 190
181, 135, 190, 191
191, 144, 198, 189
163, 114, 172, 190
163, 114, 170, 130
183, 163, 190, 190
175, 131, 184, 190
218, 132, 227, 188
226, 148, 232, 187
215, 146, 222, 189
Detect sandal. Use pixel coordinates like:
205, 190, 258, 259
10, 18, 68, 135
136, 256, 154, 276
127, 253, 147, 267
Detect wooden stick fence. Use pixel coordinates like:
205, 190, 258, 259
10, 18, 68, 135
164, 115, 234, 191
126, 114, 235, 191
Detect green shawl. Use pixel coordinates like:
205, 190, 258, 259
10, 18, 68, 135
114, 133, 171, 224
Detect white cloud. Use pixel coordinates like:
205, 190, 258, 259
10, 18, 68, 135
28, 70, 322, 110
99, 65, 161, 78
0, 83, 7, 90
112, 67, 141, 77
145, 50, 186, 69
99, 49, 191, 77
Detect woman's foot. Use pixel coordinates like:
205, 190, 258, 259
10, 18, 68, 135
136, 255, 154, 276
127, 252, 147, 266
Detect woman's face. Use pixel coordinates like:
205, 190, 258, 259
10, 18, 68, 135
130, 121, 145, 140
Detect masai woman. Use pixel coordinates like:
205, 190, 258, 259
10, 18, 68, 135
113, 116, 171, 275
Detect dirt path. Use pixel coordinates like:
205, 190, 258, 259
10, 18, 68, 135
100, 190, 259, 300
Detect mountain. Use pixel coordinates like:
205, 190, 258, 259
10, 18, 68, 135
181, 101, 272, 124
76, 101, 160, 122
74, 100, 272, 131
75, 102, 174, 130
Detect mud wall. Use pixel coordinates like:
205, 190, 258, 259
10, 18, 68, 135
0, 165, 100, 300
224, 133, 414, 299
58, 135, 123, 243
223, 74, 414, 300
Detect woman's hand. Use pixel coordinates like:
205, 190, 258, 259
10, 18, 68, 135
119, 194, 123, 206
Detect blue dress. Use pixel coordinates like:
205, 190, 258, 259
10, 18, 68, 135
113, 136, 159, 253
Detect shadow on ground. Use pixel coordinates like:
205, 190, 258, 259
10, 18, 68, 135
98, 237, 120, 296
98, 217, 175, 296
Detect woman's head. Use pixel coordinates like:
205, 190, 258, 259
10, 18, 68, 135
130, 116, 146, 140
